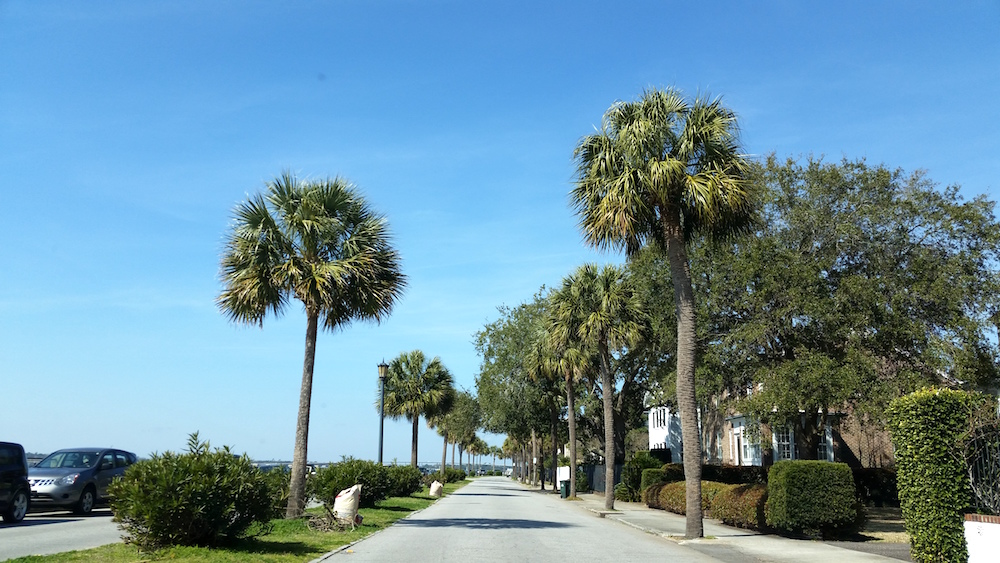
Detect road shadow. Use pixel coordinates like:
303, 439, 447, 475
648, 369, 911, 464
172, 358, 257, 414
19, 509, 113, 527
396, 518, 575, 530
451, 493, 519, 497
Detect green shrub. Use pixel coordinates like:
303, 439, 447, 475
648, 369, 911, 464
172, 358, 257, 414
613, 482, 631, 501
640, 468, 667, 493
108, 433, 274, 551
662, 463, 685, 483
618, 451, 663, 501
657, 481, 688, 514
643, 482, 666, 508
888, 388, 988, 563
386, 465, 423, 498
764, 460, 860, 539
701, 481, 731, 513
423, 466, 467, 487
574, 468, 589, 494
702, 464, 767, 485
308, 457, 390, 508
260, 467, 290, 517
712, 483, 767, 530
653, 480, 736, 516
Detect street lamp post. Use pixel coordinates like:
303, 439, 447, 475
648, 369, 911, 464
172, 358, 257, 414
378, 361, 388, 465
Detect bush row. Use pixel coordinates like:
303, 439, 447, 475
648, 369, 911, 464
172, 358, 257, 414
643, 460, 862, 537
422, 467, 467, 487
640, 462, 896, 508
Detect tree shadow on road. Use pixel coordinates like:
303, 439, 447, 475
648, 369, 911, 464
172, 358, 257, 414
396, 518, 575, 530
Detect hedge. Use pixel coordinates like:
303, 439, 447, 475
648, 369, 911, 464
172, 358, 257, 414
765, 460, 861, 539
712, 483, 767, 530
887, 388, 987, 563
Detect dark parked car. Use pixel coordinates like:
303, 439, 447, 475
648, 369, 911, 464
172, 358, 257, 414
28, 448, 136, 514
0, 441, 30, 523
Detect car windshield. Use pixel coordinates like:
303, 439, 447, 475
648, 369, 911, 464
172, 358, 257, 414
36, 450, 102, 469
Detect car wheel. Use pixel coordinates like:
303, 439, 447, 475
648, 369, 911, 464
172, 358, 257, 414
74, 487, 95, 515
2, 489, 29, 523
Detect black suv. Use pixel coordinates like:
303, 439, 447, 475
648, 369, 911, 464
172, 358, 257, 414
0, 441, 30, 523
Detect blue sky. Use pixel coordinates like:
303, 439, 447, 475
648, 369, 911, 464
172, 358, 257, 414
2, 1, 997, 463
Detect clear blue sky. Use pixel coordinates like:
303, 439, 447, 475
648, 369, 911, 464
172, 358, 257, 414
2, 1, 997, 463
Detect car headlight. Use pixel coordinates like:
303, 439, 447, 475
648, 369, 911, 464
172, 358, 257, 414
56, 473, 80, 486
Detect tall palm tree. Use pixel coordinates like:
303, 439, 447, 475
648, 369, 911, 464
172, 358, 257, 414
383, 350, 455, 468
427, 404, 454, 480
572, 88, 753, 536
546, 283, 590, 500
560, 264, 644, 510
218, 172, 405, 518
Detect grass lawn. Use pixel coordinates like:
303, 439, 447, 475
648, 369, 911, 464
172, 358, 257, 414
8, 481, 469, 563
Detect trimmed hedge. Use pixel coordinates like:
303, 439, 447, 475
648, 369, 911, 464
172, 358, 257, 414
765, 460, 861, 539
712, 483, 767, 530
651, 480, 731, 515
887, 388, 986, 563
640, 468, 668, 492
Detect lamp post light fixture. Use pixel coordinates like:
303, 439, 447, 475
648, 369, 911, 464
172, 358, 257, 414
377, 360, 389, 465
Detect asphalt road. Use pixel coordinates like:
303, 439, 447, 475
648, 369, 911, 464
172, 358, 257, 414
0, 508, 124, 561
326, 476, 721, 563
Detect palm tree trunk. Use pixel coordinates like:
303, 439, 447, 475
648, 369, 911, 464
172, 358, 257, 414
550, 405, 559, 489
663, 213, 703, 538
530, 429, 538, 487
451, 442, 456, 468
600, 342, 616, 510
286, 310, 319, 519
410, 416, 419, 468
440, 431, 448, 480
566, 372, 577, 498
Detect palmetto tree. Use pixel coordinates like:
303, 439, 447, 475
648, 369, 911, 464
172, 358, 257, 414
547, 279, 591, 500
383, 350, 455, 468
557, 264, 644, 510
572, 88, 753, 535
218, 172, 405, 518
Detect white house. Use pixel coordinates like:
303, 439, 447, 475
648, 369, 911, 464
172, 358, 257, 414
648, 406, 683, 462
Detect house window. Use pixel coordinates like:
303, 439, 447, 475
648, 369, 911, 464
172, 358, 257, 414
773, 426, 794, 461
730, 419, 761, 466
817, 424, 834, 462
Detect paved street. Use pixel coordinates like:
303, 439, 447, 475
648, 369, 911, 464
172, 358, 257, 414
322, 477, 907, 563
0, 508, 123, 561
324, 476, 719, 562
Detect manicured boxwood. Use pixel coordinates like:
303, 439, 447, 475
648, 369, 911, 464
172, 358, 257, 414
764, 460, 861, 539
653, 480, 731, 515
657, 481, 688, 514
887, 388, 989, 563
712, 483, 767, 530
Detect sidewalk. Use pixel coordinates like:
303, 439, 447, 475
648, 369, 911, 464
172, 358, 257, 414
569, 492, 912, 562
